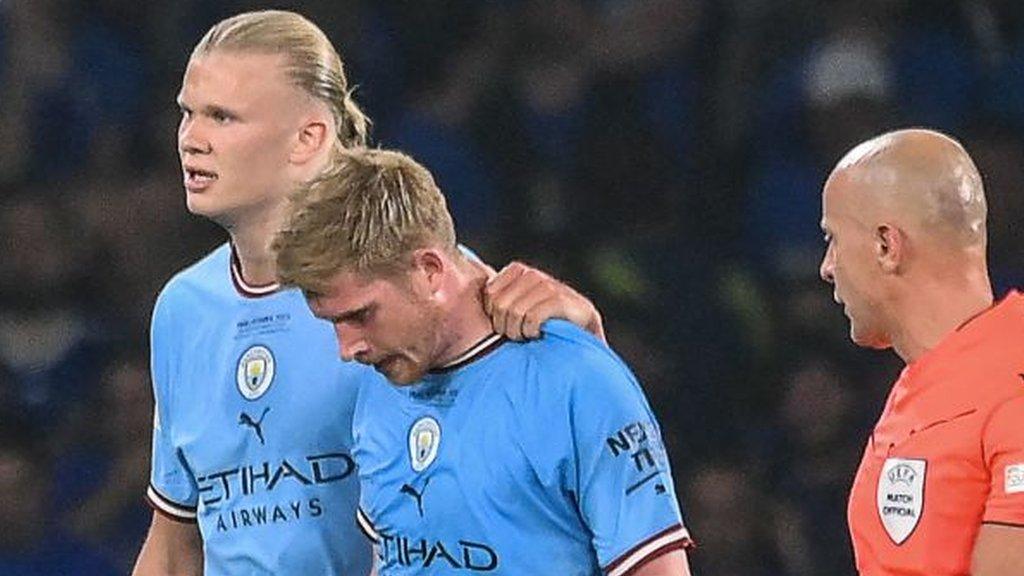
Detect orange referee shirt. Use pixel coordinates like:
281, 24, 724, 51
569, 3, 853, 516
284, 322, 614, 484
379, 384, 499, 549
848, 291, 1024, 575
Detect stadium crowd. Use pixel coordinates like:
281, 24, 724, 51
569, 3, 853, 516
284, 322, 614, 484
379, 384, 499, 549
1, 0, 1022, 574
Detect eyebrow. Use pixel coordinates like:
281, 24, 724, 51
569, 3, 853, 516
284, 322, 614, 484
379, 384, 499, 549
174, 97, 239, 118
324, 304, 374, 324
204, 103, 238, 117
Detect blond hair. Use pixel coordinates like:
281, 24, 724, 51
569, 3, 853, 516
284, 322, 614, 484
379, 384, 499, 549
192, 10, 369, 148
273, 148, 457, 293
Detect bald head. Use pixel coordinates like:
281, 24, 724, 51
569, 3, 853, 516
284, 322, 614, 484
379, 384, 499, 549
820, 129, 996, 361
829, 128, 987, 247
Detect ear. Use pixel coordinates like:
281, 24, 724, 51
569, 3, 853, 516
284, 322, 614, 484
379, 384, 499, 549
410, 249, 447, 296
290, 118, 330, 165
875, 224, 903, 274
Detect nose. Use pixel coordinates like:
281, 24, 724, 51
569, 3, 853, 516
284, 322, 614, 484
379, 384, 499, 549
819, 246, 835, 284
335, 324, 369, 362
178, 116, 211, 156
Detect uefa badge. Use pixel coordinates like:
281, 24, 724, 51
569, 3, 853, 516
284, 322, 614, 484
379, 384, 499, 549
409, 416, 441, 473
236, 345, 276, 401
877, 457, 926, 545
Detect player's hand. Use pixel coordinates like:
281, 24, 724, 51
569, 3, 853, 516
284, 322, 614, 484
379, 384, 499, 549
465, 255, 498, 281
483, 261, 606, 342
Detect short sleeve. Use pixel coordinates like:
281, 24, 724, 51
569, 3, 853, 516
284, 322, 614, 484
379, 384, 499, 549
983, 394, 1024, 526
146, 291, 199, 522
564, 347, 691, 574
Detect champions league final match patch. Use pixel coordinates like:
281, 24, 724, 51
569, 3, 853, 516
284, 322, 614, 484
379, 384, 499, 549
237, 345, 276, 400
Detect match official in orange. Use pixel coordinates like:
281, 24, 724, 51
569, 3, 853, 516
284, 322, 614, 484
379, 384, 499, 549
819, 128, 1024, 575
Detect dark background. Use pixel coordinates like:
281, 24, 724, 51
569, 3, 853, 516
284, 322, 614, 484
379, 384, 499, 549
1, 0, 1023, 574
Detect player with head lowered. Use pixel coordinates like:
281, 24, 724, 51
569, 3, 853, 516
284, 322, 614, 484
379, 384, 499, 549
274, 147, 694, 575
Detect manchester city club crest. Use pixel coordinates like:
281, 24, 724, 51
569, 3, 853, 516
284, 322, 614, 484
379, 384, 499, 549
409, 416, 441, 472
877, 457, 926, 545
236, 345, 276, 400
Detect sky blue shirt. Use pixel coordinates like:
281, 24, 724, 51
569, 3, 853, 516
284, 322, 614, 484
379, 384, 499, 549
353, 320, 690, 575
148, 243, 373, 575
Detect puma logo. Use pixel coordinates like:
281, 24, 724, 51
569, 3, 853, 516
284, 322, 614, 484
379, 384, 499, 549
239, 407, 270, 445
400, 478, 431, 517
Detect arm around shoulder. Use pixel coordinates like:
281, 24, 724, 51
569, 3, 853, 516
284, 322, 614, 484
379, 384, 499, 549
482, 261, 606, 342
132, 511, 203, 576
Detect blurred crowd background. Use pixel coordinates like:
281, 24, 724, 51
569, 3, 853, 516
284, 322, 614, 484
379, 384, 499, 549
1, 0, 1023, 574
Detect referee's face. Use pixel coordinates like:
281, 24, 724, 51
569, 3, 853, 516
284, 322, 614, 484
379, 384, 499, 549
820, 171, 892, 349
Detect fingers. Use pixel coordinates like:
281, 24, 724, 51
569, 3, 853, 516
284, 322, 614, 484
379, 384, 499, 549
486, 265, 548, 339
484, 262, 534, 313
505, 289, 563, 341
484, 261, 604, 342
517, 294, 565, 340
465, 254, 497, 281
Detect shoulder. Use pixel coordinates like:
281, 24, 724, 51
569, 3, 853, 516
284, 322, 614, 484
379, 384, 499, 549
983, 393, 1024, 439
958, 295, 1024, 400
525, 319, 632, 382
154, 243, 231, 313
535, 318, 607, 350
151, 243, 232, 342
952, 356, 1024, 415
503, 320, 640, 408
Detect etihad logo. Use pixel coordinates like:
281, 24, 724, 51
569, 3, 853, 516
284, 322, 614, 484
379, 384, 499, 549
376, 532, 498, 572
197, 452, 355, 506
214, 497, 324, 533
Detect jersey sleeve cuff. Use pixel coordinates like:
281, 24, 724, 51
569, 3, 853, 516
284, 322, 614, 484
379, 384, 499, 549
982, 520, 1024, 529
604, 523, 694, 576
146, 484, 198, 523
982, 509, 1024, 528
357, 507, 380, 544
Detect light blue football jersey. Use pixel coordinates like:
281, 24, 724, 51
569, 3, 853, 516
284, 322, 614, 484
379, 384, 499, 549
353, 319, 691, 575
147, 243, 373, 575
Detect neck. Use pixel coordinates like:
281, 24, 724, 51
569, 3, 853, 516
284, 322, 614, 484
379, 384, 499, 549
226, 202, 289, 287
889, 259, 993, 363
432, 260, 495, 369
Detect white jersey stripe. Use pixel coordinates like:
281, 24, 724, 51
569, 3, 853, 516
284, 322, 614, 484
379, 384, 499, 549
356, 507, 380, 543
438, 333, 503, 369
606, 525, 691, 576
229, 245, 280, 297
146, 484, 198, 520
